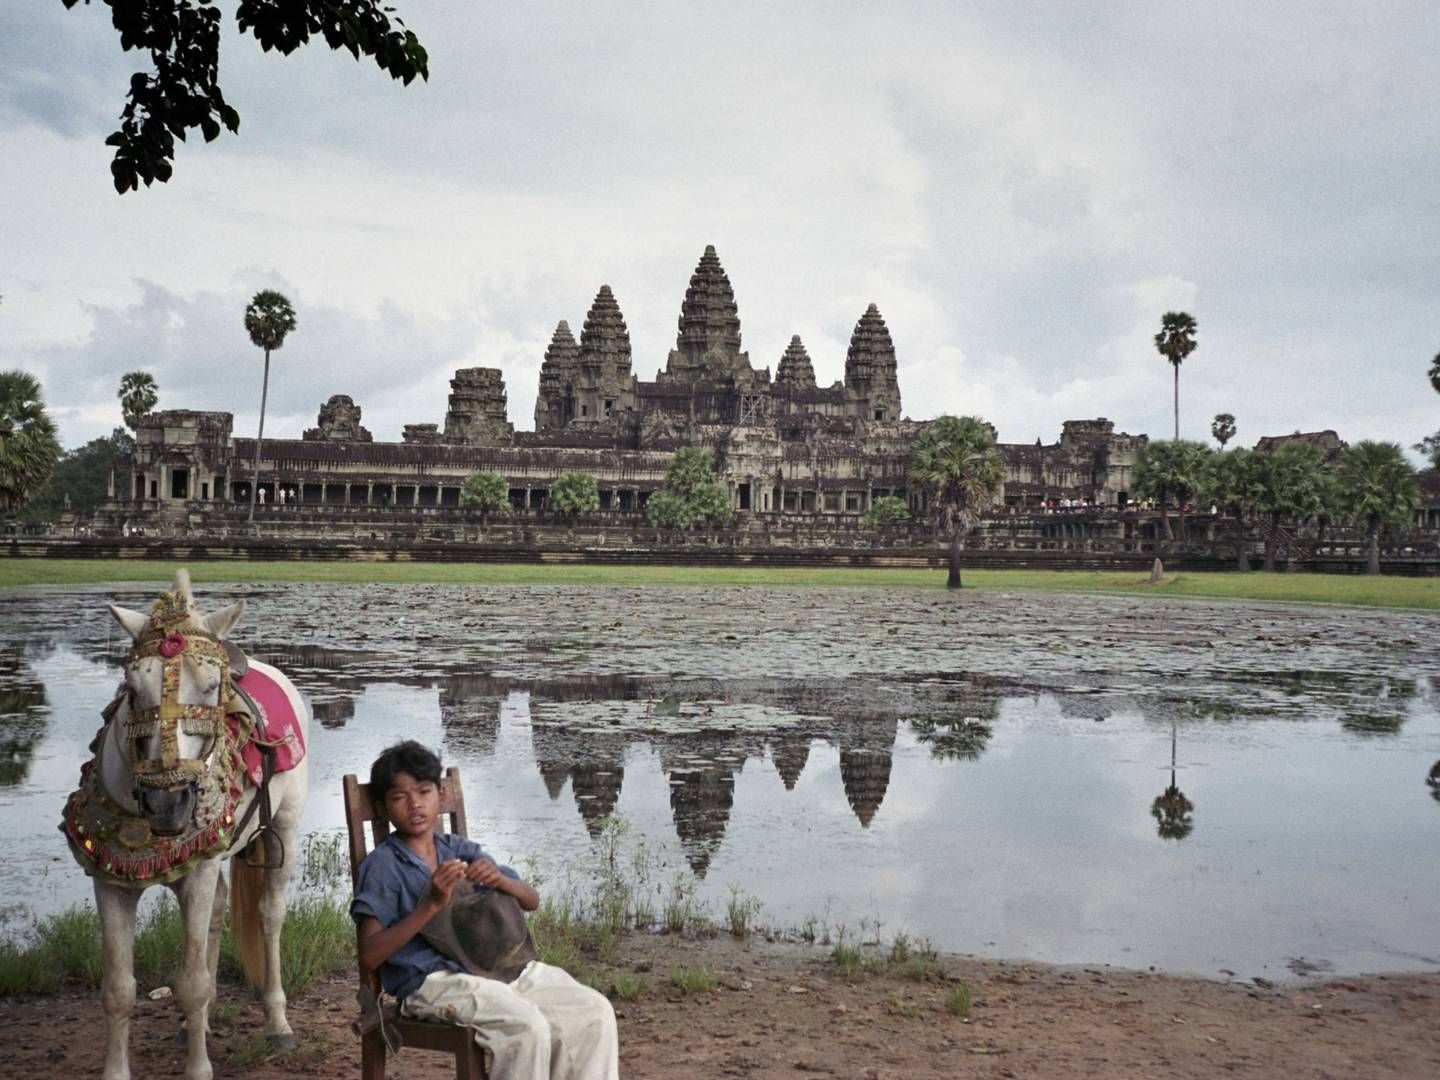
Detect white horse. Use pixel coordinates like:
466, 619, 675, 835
65, 570, 310, 1080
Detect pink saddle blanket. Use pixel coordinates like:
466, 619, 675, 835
233, 666, 306, 786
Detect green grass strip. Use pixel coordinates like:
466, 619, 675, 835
0, 558, 1433, 610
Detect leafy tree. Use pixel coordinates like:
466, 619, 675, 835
861, 495, 910, 526
1154, 311, 1198, 440
1131, 439, 1213, 541
117, 370, 159, 430
1253, 442, 1326, 571
908, 415, 1004, 589
243, 289, 296, 523
1430, 352, 1440, 395
1334, 441, 1420, 575
0, 371, 63, 513
550, 471, 599, 518
459, 471, 509, 521
1415, 432, 1440, 472
1205, 448, 1261, 569
646, 447, 732, 529
1210, 412, 1236, 449
63, 0, 428, 193
20, 428, 135, 523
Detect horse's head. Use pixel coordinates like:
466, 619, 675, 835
108, 569, 245, 835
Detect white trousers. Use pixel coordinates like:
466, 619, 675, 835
402, 963, 619, 1080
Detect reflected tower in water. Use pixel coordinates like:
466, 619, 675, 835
0, 673, 48, 787
838, 718, 898, 828
768, 735, 811, 790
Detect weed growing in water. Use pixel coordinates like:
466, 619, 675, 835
726, 886, 763, 939
298, 830, 350, 892
669, 966, 717, 993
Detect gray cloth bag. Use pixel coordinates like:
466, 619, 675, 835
418, 882, 539, 983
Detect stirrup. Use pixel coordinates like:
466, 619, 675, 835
243, 828, 285, 869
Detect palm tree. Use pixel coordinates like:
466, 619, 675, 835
0, 371, 62, 512
243, 290, 297, 523
1334, 441, 1420, 575
1253, 442, 1325, 571
1154, 311, 1198, 440
908, 415, 1005, 589
1131, 439, 1213, 541
117, 370, 159, 431
1210, 412, 1236, 449
1206, 448, 1260, 569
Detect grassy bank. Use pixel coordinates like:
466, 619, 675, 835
0, 558, 1435, 609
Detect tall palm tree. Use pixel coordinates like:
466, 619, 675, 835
0, 370, 62, 512
243, 290, 297, 523
1131, 439, 1213, 541
1154, 311, 1198, 440
1334, 441, 1420, 575
908, 415, 1004, 589
1210, 412, 1236, 449
117, 370, 158, 431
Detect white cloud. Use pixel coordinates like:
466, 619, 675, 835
1, 2, 1435, 455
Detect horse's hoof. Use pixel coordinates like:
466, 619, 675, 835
265, 1033, 297, 1052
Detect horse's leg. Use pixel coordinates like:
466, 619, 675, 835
257, 813, 299, 1049
95, 880, 141, 1080
205, 868, 226, 1006
173, 860, 223, 1080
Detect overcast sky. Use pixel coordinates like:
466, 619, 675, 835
2, 2, 1436, 458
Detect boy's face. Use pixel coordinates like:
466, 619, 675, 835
382, 770, 441, 838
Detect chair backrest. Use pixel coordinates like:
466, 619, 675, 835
342, 766, 470, 993
343, 765, 470, 883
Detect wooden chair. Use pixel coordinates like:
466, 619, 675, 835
344, 767, 487, 1080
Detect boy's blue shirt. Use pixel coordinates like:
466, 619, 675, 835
351, 831, 518, 1001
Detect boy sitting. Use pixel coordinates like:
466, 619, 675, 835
352, 740, 619, 1080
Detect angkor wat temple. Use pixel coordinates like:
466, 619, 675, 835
116, 246, 1149, 524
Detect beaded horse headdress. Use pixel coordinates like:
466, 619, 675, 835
120, 587, 236, 790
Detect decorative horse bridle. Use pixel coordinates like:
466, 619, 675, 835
115, 590, 235, 795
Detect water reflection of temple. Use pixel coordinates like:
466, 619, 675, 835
838, 718, 898, 828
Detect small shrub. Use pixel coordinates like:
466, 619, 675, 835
669, 966, 717, 993
831, 942, 863, 978
610, 972, 649, 1000
945, 982, 973, 1017
889, 995, 922, 1018
134, 896, 185, 988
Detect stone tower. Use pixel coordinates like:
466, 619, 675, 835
303, 394, 372, 442
442, 367, 514, 445
844, 304, 902, 422
664, 245, 748, 381
534, 320, 580, 431
574, 285, 636, 423
774, 335, 818, 393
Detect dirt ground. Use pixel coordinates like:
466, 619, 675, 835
5, 935, 1438, 1079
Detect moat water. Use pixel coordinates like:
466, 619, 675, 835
2, 582, 1437, 983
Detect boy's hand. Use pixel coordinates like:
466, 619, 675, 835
465, 857, 504, 888
426, 858, 468, 908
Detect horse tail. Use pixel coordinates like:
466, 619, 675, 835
230, 854, 268, 990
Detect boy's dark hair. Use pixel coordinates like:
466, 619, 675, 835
369, 740, 443, 800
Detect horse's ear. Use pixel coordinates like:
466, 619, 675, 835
203, 599, 246, 640
109, 605, 149, 641
173, 568, 193, 604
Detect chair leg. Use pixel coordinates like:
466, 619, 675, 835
456, 1037, 486, 1080
361, 1028, 386, 1080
